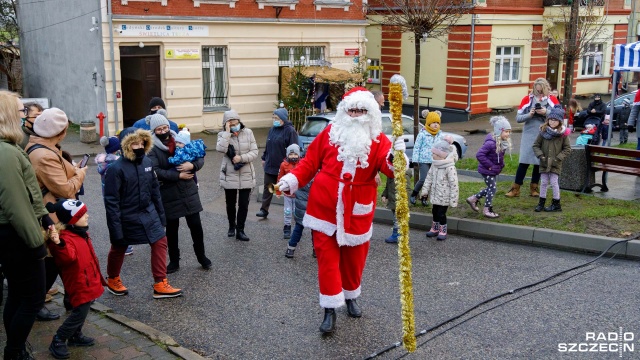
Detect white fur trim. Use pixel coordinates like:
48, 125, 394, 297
343, 286, 361, 300
353, 201, 373, 215
279, 173, 299, 194
303, 213, 337, 236
320, 292, 345, 309
339, 225, 373, 247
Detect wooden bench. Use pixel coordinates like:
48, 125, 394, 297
490, 106, 513, 114
582, 145, 640, 193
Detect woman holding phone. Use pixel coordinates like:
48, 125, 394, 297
26, 107, 87, 320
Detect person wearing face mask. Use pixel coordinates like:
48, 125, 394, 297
19, 102, 43, 149
132, 97, 179, 133
256, 106, 299, 219
147, 113, 210, 274
275, 144, 301, 239
103, 128, 182, 299
216, 110, 259, 241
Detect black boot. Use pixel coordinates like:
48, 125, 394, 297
197, 256, 212, 270
166, 261, 180, 274
49, 335, 70, 359
346, 299, 362, 318
283, 225, 292, 239
534, 197, 546, 212
36, 306, 60, 321
227, 226, 236, 237
67, 331, 95, 347
544, 199, 562, 212
236, 228, 250, 241
319, 308, 336, 334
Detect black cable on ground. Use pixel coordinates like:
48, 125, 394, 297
364, 235, 639, 360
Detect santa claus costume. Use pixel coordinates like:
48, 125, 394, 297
278, 87, 405, 334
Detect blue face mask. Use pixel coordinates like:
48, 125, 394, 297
230, 125, 241, 132
273, 120, 282, 127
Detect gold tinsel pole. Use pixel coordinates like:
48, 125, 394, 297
389, 74, 416, 352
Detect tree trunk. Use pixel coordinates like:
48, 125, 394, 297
413, 33, 421, 186
562, 0, 580, 106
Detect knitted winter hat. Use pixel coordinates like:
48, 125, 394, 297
273, 107, 289, 122
149, 97, 166, 110
175, 129, 191, 145
45, 199, 87, 225
431, 140, 452, 159
286, 143, 301, 157
100, 136, 120, 154
148, 112, 170, 131
423, 110, 441, 126
490, 115, 511, 136
547, 107, 565, 122
33, 108, 68, 138
223, 110, 240, 126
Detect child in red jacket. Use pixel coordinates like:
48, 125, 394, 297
276, 144, 300, 239
45, 199, 105, 360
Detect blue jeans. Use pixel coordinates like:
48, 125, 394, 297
288, 223, 305, 248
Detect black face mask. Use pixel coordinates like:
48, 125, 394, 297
288, 157, 299, 164
149, 109, 158, 115
133, 148, 146, 160
70, 225, 89, 237
156, 132, 170, 141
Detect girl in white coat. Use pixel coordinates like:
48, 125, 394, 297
420, 140, 459, 241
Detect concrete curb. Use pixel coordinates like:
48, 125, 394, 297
373, 208, 636, 259
89, 301, 208, 359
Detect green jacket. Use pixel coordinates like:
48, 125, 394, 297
0, 138, 48, 249
532, 130, 572, 175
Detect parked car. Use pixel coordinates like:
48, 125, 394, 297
574, 90, 637, 131
298, 112, 468, 160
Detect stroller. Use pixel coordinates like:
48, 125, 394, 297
582, 114, 602, 145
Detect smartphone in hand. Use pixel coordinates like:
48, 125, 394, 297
79, 154, 90, 168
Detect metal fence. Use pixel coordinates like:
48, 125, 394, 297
287, 108, 315, 132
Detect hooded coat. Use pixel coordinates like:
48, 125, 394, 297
261, 121, 298, 175
47, 226, 105, 307
419, 153, 459, 207
476, 133, 507, 176
216, 122, 259, 190
148, 132, 204, 219
103, 129, 166, 245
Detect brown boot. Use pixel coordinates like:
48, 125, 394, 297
505, 183, 520, 198
530, 183, 540, 197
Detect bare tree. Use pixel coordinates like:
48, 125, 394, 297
544, 0, 609, 105
367, 0, 473, 138
0, 0, 20, 94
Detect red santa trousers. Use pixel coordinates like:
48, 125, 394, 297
313, 230, 370, 309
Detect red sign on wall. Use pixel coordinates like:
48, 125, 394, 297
344, 48, 359, 56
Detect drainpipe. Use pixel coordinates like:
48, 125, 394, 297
107, 0, 119, 133
466, 10, 476, 113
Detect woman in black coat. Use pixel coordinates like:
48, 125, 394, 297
147, 114, 210, 273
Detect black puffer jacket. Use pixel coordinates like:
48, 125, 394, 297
261, 121, 298, 175
148, 133, 204, 220
103, 129, 166, 246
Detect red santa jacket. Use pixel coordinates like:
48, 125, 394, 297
281, 125, 395, 246
48, 229, 105, 308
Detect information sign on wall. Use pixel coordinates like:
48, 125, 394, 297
119, 24, 209, 37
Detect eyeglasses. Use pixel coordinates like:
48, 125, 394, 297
347, 108, 368, 115
18, 107, 28, 115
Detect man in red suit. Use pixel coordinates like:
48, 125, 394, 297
277, 87, 406, 334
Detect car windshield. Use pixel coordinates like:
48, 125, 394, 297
299, 119, 329, 136
381, 115, 412, 135
612, 92, 635, 106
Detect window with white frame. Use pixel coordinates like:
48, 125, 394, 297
368, 59, 381, 84
494, 46, 521, 83
202, 46, 228, 108
581, 43, 603, 77
278, 46, 325, 67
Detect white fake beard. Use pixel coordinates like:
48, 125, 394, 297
329, 111, 380, 168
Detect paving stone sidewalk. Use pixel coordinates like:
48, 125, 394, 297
0, 288, 206, 359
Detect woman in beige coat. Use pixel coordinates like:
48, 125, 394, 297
25, 107, 87, 320
216, 110, 259, 241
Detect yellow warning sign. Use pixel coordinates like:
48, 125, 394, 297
165, 49, 174, 59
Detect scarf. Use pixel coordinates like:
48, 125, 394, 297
152, 131, 177, 155
426, 125, 439, 136
540, 125, 563, 140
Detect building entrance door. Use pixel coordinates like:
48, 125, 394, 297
120, 46, 161, 127
546, 44, 561, 94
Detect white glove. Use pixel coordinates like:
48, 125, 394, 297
393, 137, 406, 152
276, 180, 290, 193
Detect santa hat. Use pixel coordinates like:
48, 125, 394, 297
45, 199, 87, 225
175, 129, 191, 145
338, 87, 379, 114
